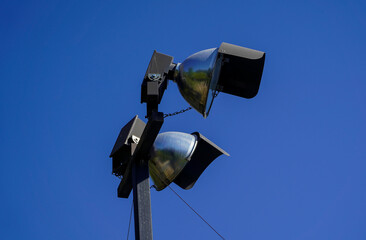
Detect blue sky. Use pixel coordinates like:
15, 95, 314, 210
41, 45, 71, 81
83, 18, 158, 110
1, 0, 365, 239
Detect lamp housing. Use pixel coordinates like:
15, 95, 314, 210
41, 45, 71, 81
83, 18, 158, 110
173, 42, 265, 117
109, 116, 146, 177
148, 131, 229, 191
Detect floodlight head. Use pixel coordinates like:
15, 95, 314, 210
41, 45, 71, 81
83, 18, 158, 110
173, 42, 265, 118
148, 131, 229, 191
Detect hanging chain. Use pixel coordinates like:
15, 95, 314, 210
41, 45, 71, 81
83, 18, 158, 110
144, 107, 192, 119
163, 106, 192, 118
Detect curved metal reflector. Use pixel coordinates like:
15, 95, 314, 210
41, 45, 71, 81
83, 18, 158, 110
175, 48, 220, 118
149, 132, 197, 191
174, 42, 265, 118
149, 131, 229, 191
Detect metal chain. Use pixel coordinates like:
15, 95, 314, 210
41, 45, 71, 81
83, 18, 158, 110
163, 106, 192, 118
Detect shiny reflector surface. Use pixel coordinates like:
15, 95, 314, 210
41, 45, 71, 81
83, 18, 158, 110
173, 42, 265, 118
149, 132, 197, 191
175, 48, 220, 118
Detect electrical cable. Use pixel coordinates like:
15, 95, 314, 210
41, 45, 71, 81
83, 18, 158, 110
151, 172, 226, 239
126, 200, 133, 240
166, 185, 226, 240
151, 171, 226, 239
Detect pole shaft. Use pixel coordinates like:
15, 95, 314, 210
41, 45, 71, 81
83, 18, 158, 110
132, 159, 153, 240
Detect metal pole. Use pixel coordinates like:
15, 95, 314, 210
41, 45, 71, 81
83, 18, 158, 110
132, 158, 153, 240
129, 112, 163, 240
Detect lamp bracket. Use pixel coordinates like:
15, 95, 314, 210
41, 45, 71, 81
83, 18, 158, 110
141, 51, 174, 118
116, 112, 164, 198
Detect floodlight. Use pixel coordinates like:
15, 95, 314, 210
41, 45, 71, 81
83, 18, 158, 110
173, 42, 265, 117
148, 131, 229, 191
110, 42, 266, 239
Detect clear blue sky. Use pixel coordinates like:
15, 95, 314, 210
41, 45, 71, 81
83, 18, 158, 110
1, 0, 365, 239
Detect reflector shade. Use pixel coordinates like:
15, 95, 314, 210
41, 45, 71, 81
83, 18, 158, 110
217, 42, 265, 99
174, 42, 265, 118
175, 48, 219, 118
149, 132, 197, 191
173, 132, 229, 190
149, 131, 228, 191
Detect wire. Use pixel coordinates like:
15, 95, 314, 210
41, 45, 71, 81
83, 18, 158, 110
166, 185, 226, 240
126, 200, 133, 240
150, 173, 226, 239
